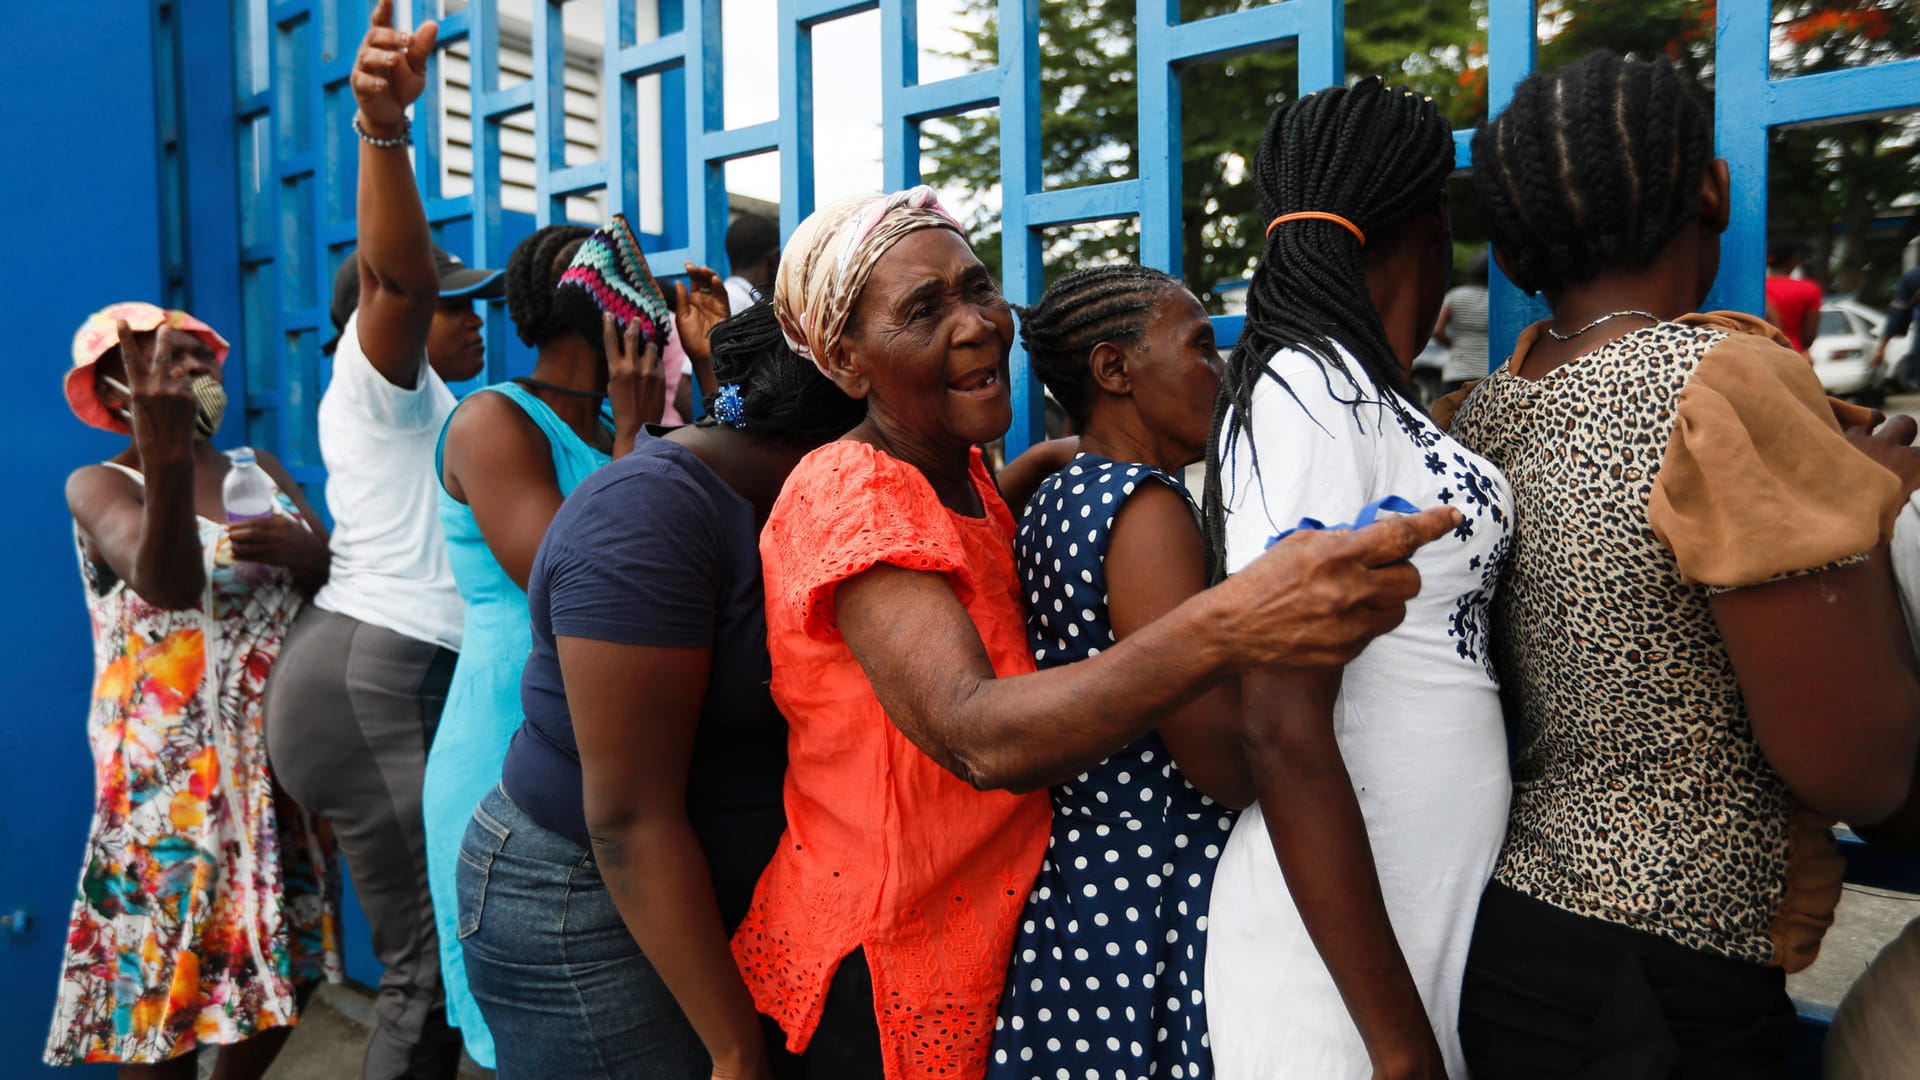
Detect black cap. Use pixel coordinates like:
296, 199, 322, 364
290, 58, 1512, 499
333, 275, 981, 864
323, 246, 506, 353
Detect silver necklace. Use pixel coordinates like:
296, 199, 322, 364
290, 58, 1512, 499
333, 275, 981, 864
1546, 309, 1660, 341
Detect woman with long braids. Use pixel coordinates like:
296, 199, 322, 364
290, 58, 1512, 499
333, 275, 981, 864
421, 217, 729, 1066
1447, 52, 1920, 1077
1199, 79, 1513, 1080
731, 188, 1462, 1080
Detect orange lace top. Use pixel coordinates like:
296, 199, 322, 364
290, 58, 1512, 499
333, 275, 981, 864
733, 441, 1051, 1080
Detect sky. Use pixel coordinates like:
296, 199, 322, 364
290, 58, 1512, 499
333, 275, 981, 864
714, 0, 983, 208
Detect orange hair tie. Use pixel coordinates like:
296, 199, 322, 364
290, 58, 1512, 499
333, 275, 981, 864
1265, 211, 1366, 245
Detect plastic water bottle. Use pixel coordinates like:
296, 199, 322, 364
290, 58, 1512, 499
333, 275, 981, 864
223, 448, 277, 523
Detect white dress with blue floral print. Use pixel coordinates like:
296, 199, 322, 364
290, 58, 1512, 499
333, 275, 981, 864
1204, 345, 1514, 1080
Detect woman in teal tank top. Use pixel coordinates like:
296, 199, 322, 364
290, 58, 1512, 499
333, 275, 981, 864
421, 223, 731, 1066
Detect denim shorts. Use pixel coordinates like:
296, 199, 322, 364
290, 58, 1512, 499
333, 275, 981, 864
457, 784, 708, 1079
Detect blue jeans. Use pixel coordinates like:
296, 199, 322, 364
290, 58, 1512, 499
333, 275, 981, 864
457, 785, 708, 1079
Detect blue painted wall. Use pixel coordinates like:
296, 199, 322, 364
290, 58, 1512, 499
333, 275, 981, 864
0, 4, 167, 1076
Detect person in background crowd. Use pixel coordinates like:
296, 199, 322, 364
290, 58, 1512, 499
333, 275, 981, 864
49, 305, 339, 1077
1200, 80, 1512, 1080
1764, 240, 1823, 355
663, 265, 729, 425
985, 264, 1251, 1080
457, 302, 864, 1080
263, 5, 497, 1076
1871, 260, 1920, 390
421, 218, 731, 1062
1446, 51, 1920, 1078
663, 215, 777, 424
1434, 249, 1492, 393
725, 213, 780, 311
731, 186, 1462, 1080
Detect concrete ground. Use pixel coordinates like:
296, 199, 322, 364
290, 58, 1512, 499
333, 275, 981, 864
266, 986, 493, 1080
243, 390, 1920, 1074
201, 984, 492, 1079
240, 888, 1915, 1076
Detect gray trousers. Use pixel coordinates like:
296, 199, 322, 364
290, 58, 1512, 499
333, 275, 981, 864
266, 605, 463, 1080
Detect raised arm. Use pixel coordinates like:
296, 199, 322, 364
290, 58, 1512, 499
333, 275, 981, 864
570, 638, 773, 1080
835, 506, 1460, 794
1103, 481, 1251, 807
350, 0, 442, 388
672, 265, 731, 405
67, 325, 207, 609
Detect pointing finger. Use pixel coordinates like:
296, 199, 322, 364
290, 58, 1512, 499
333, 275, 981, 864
1340, 506, 1461, 569
115, 320, 140, 373
409, 21, 439, 71
370, 0, 393, 30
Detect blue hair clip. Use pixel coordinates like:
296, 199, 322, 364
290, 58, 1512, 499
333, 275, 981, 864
713, 382, 748, 429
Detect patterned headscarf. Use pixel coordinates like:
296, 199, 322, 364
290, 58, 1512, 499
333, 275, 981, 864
773, 186, 966, 374
555, 214, 673, 347
68, 302, 230, 433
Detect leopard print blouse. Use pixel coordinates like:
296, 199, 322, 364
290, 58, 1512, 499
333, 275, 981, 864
1448, 316, 1869, 967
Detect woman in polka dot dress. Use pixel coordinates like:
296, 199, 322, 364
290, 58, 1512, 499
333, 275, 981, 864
987, 266, 1253, 1080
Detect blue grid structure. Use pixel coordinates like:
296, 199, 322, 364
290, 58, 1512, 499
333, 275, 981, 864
222, 0, 1917, 470
1710, 4, 1920, 316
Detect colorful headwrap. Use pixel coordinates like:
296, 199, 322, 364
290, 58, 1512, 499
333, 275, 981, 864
67, 302, 231, 433
773, 186, 966, 374
555, 214, 673, 347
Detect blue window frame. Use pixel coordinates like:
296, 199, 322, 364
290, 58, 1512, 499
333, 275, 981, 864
218, 0, 1920, 474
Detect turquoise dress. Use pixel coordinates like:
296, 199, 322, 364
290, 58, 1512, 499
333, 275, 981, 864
422, 382, 611, 1066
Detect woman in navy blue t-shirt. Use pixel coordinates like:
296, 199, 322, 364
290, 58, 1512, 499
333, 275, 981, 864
456, 302, 865, 1080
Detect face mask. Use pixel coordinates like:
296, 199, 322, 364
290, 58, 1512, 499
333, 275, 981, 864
100, 374, 227, 440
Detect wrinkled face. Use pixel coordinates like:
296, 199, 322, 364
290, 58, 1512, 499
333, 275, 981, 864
835, 229, 1016, 450
1126, 287, 1220, 468
427, 296, 486, 382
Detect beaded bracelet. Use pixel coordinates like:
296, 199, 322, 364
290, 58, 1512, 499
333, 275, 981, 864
352, 116, 411, 149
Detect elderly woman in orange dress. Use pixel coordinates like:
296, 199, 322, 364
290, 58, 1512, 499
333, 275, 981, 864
729, 188, 1463, 1080
47, 305, 338, 1078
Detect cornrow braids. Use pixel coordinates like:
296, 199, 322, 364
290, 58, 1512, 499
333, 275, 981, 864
1201, 77, 1456, 580
1016, 263, 1185, 429
701, 299, 866, 447
1471, 51, 1712, 297
504, 224, 593, 347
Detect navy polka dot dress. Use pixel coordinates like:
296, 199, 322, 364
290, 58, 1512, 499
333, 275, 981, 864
987, 454, 1236, 1080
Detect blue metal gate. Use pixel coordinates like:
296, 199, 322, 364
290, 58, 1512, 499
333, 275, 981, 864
221, 1, 1920, 469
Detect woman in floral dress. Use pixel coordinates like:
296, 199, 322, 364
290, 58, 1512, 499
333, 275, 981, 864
47, 303, 339, 1076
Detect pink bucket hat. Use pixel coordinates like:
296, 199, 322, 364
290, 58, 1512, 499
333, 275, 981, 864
67, 302, 230, 433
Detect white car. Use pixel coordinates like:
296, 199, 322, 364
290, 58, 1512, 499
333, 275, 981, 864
1808, 298, 1887, 399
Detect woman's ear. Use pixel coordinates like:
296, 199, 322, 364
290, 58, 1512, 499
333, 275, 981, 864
821, 337, 873, 400
1701, 158, 1732, 235
1087, 340, 1132, 398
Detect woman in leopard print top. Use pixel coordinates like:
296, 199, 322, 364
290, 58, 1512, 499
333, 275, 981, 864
1444, 53, 1920, 1079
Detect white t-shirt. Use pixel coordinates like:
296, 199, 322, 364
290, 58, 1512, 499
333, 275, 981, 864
312, 310, 464, 650
1205, 344, 1512, 1080
724, 275, 761, 314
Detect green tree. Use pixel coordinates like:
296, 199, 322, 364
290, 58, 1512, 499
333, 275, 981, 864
1763, 2, 1920, 301
920, 0, 1486, 306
